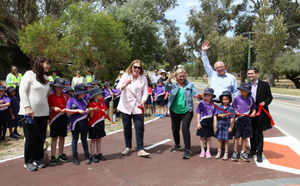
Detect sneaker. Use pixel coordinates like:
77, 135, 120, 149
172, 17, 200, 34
97, 153, 106, 161
58, 153, 69, 162
137, 150, 150, 157
215, 151, 221, 159
50, 155, 57, 165
183, 150, 190, 159
122, 148, 131, 155
155, 114, 160, 117
199, 150, 205, 158
206, 151, 211, 159
9, 134, 18, 140
170, 144, 181, 152
166, 113, 169, 117
223, 152, 228, 160
160, 114, 165, 118
33, 159, 46, 168
231, 151, 239, 162
13, 131, 21, 137
148, 113, 151, 117
91, 155, 99, 163
151, 114, 155, 117
240, 152, 250, 162
26, 162, 37, 172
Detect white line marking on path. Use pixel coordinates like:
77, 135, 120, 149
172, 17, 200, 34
144, 139, 172, 150
0, 117, 161, 164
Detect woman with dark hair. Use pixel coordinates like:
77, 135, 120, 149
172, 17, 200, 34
19, 56, 51, 172
6, 65, 22, 97
116, 60, 150, 157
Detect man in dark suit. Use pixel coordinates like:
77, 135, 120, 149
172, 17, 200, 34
247, 67, 273, 163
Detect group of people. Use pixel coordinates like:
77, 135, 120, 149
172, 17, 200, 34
0, 40, 273, 172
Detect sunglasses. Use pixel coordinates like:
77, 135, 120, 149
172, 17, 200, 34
133, 66, 141, 70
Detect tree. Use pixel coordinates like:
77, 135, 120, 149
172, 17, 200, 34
276, 51, 300, 88
252, 0, 288, 87
18, 3, 131, 81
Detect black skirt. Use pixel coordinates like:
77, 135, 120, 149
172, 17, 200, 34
196, 125, 214, 137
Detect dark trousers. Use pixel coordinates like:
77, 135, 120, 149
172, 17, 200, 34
122, 113, 144, 150
71, 119, 89, 153
170, 110, 193, 150
23, 116, 48, 164
250, 120, 264, 156
0, 118, 7, 138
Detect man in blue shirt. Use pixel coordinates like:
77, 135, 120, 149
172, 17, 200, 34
201, 41, 239, 102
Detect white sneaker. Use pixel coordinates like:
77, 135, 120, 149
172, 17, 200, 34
137, 150, 150, 157
122, 148, 131, 155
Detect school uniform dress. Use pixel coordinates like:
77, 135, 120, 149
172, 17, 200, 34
196, 101, 217, 137
66, 97, 89, 153
0, 95, 11, 138
145, 86, 152, 105
8, 96, 22, 128
215, 104, 235, 140
112, 88, 121, 109
88, 100, 107, 139
232, 95, 256, 138
48, 93, 69, 138
152, 88, 156, 106
104, 88, 112, 108
155, 85, 165, 106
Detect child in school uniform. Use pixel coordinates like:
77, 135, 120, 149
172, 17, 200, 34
66, 83, 91, 165
196, 88, 217, 159
103, 82, 113, 115
214, 90, 235, 160
88, 87, 107, 163
164, 90, 171, 116
112, 81, 121, 119
231, 83, 256, 162
145, 80, 153, 117
49, 81, 54, 94
151, 82, 157, 117
63, 80, 71, 94
0, 85, 11, 142
65, 87, 74, 98
154, 79, 166, 118
7, 86, 22, 140
48, 78, 70, 165
85, 82, 93, 100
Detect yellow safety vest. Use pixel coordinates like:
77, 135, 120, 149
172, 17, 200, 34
48, 76, 60, 82
73, 76, 84, 85
8, 73, 22, 88
86, 75, 93, 83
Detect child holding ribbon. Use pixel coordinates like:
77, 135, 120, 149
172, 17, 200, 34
196, 88, 217, 159
88, 87, 107, 163
213, 91, 235, 160
231, 83, 256, 162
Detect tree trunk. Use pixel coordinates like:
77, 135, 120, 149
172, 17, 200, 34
267, 73, 275, 87
286, 74, 300, 89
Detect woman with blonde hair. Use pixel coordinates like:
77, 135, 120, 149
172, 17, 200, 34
116, 60, 150, 157
165, 68, 199, 159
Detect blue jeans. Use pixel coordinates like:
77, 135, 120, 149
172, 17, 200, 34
71, 118, 89, 153
122, 113, 144, 151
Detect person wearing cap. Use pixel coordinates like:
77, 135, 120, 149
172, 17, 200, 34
19, 56, 51, 171
115, 70, 124, 82
231, 82, 256, 162
112, 81, 121, 119
247, 67, 273, 163
6, 65, 22, 97
154, 78, 166, 118
213, 90, 235, 160
48, 78, 70, 166
66, 83, 91, 165
86, 69, 95, 84
7, 86, 22, 140
116, 60, 150, 157
71, 70, 86, 89
150, 68, 160, 84
165, 68, 199, 159
201, 41, 239, 102
93, 80, 102, 90
160, 69, 168, 82
88, 87, 107, 163
196, 87, 218, 159
48, 68, 60, 82
0, 85, 11, 142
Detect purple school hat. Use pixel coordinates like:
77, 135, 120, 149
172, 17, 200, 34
52, 78, 66, 88
219, 90, 232, 103
73, 83, 88, 95
237, 82, 252, 94
203, 87, 216, 98
7, 86, 16, 93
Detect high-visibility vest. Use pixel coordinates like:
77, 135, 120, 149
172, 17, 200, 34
8, 73, 22, 88
48, 76, 60, 82
86, 75, 93, 83
73, 76, 84, 85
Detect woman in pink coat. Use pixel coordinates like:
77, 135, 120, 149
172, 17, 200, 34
116, 60, 150, 157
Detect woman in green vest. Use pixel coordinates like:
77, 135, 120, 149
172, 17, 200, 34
165, 68, 199, 160
71, 70, 86, 89
6, 65, 22, 96
85, 69, 95, 84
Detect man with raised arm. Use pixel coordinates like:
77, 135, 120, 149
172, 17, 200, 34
201, 41, 239, 103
